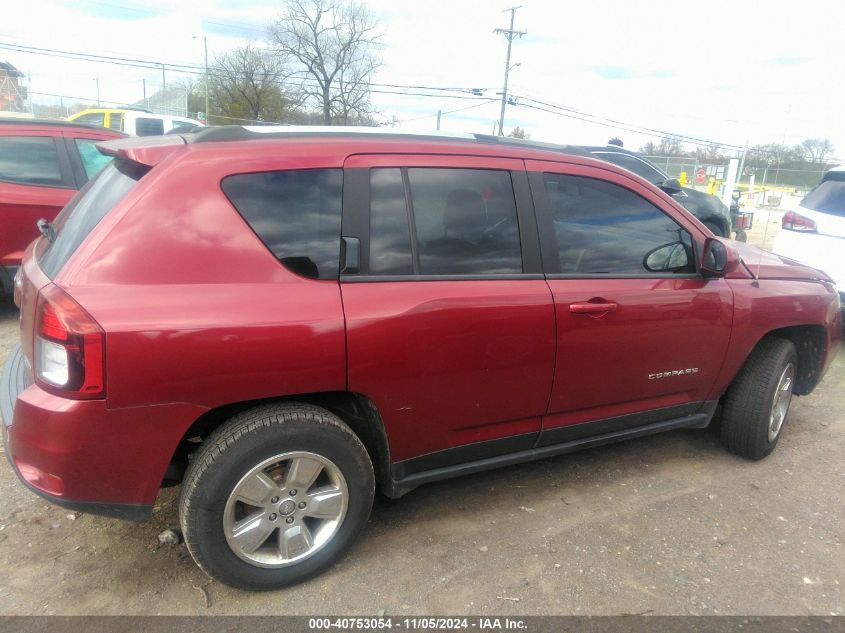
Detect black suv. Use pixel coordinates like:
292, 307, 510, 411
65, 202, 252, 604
574, 145, 736, 239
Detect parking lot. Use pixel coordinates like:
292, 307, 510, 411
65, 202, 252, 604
0, 209, 842, 616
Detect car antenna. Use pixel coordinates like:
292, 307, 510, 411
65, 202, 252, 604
751, 203, 774, 288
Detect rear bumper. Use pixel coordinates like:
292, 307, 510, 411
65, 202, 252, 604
2, 343, 205, 521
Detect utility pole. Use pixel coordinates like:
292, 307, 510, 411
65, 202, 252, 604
494, 6, 525, 137
436, 109, 441, 131
94, 77, 100, 106
204, 35, 209, 123
161, 63, 166, 94
142, 79, 147, 106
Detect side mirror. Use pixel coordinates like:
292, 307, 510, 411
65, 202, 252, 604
659, 178, 683, 195
700, 237, 740, 277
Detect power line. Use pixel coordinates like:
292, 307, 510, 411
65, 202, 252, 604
394, 99, 498, 124
0, 42, 488, 95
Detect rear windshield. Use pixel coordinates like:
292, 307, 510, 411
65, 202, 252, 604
801, 173, 845, 217
38, 160, 147, 278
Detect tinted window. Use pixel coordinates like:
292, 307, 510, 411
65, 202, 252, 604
543, 173, 693, 275
38, 161, 147, 278
0, 137, 63, 186
135, 117, 165, 136
74, 139, 114, 180
74, 112, 105, 127
222, 169, 343, 279
592, 152, 666, 184
369, 168, 414, 275
408, 168, 522, 275
801, 175, 845, 217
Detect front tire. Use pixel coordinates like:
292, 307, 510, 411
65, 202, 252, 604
180, 403, 375, 590
720, 337, 797, 460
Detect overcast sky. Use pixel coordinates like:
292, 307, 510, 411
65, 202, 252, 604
1, 0, 843, 159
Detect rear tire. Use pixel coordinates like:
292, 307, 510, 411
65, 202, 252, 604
720, 337, 797, 460
180, 403, 375, 590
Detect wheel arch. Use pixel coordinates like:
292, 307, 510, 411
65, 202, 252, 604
162, 391, 393, 493
742, 325, 827, 396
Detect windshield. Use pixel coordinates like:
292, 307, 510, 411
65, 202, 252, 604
37, 160, 148, 278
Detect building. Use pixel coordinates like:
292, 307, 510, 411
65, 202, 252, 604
0, 61, 26, 113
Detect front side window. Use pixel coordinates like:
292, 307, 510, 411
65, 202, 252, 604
74, 112, 106, 127
74, 139, 114, 180
543, 173, 693, 275
222, 169, 343, 279
368, 167, 523, 276
0, 136, 63, 186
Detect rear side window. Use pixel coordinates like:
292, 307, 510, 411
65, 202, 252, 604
543, 173, 693, 275
38, 161, 147, 279
134, 118, 165, 136
108, 113, 123, 131
801, 175, 845, 217
367, 167, 523, 276
222, 169, 343, 279
0, 136, 64, 186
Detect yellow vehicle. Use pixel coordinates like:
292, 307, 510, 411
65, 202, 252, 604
66, 108, 204, 136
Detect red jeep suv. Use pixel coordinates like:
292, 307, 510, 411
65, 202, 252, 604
1, 128, 841, 590
0, 119, 125, 294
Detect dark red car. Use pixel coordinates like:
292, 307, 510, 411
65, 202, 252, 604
0, 119, 125, 295
1, 129, 841, 590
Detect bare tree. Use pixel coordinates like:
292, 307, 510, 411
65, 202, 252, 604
269, 0, 381, 125
210, 43, 290, 123
507, 126, 530, 140
800, 137, 835, 164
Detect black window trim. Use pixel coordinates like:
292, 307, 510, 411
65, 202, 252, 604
527, 169, 703, 279
340, 162, 543, 281
0, 135, 76, 189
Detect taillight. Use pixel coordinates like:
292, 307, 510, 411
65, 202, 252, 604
34, 284, 105, 399
782, 210, 817, 233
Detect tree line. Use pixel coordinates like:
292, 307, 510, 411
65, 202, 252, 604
638, 135, 837, 171
184, 0, 382, 126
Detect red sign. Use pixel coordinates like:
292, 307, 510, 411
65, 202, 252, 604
695, 168, 706, 184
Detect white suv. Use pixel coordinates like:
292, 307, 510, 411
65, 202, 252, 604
773, 165, 845, 299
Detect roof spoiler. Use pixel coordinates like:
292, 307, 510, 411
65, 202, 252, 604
96, 135, 187, 167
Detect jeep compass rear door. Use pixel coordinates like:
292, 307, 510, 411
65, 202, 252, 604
340, 154, 556, 472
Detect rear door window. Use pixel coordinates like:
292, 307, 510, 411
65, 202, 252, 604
222, 169, 343, 279
367, 167, 523, 275
0, 136, 64, 186
38, 161, 148, 278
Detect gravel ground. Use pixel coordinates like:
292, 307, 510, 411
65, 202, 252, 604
0, 219, 842, 615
